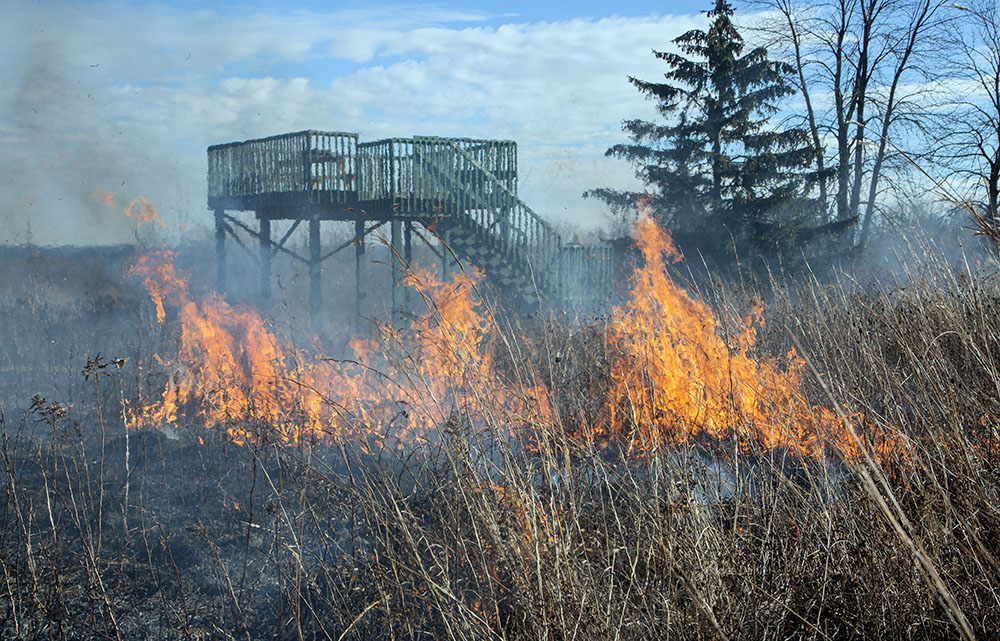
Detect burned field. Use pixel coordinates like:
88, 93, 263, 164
3, 232, 1000, 640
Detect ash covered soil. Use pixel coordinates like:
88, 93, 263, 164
1, 423, 387, 640
0, 245, 404, 640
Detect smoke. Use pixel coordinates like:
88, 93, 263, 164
0, 36, 201, 246
0, 1, 716, 247
844, 196, 996, 288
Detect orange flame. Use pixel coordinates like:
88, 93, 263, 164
128, 249, 345, 444
93, 189, 117, 208
385, 265, 551, 439
94, 190, 166, 230
124, 196, 166, 228
125, 194, 897, 463
128, 252, 549, 448
603, 198, 899, 461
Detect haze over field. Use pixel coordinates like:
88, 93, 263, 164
0, 0, 713, 246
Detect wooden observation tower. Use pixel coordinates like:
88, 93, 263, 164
208, 130, 609, 327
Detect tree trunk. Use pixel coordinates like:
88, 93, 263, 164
832, 5, 852, 223
787, 7, 829, 219
859, 0, 935, 249
848, 1, 874, 235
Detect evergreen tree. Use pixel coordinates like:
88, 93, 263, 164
589, 0, 837, 269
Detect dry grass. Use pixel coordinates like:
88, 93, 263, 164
2, 237, 1000, 640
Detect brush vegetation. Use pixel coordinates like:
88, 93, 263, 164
1, 237, 999, 640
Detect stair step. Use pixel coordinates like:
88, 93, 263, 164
417, 146, 560, 308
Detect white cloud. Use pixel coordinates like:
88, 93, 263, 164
0, 1, 705, 244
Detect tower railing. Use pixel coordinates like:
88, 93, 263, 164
356, 137, 516, 210
208, 130, 358, 208
208, 130, 611, 307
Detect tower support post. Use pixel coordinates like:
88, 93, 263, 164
258, 214, 272, 302
404, 221, 413, 313
391, 218, 404, 328
309, 216, 321, 330
355, 215, 367, 323
214, 209, 227, 293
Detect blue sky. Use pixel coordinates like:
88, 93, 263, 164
174, 1, 709, 21
0, 1, 714, 245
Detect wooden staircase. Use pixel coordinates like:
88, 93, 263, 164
408, 137, 561, 306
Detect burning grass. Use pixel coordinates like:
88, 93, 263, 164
2, 220, 1000, 639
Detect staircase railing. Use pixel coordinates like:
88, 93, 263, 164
411, 137, 563, 293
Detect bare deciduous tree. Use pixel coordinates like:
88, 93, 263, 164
940, 0, 1000, 244
749, 0, 949, 249
857, 0, 947, 248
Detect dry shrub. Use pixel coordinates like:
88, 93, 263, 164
2, 236, 1000, 640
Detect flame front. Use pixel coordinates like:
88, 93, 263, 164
127, 251, 549, 447
128, 249, 342, 444
125, 196, 896, 461
604, 208, 897, 460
